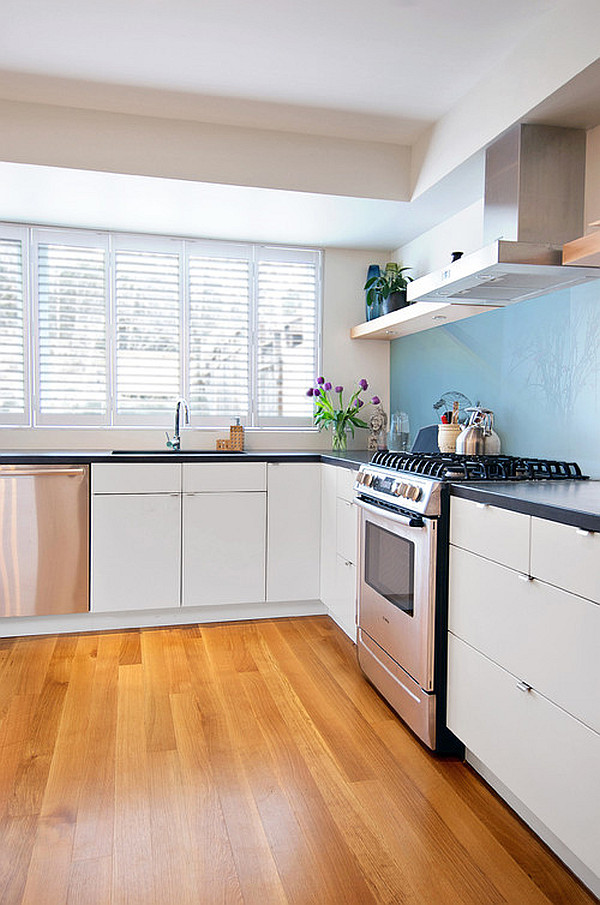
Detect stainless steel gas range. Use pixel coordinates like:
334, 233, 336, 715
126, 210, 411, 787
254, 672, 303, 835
353, 451, 585, 753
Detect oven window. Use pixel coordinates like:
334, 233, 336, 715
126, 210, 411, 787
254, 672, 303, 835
365, 521, 415, 616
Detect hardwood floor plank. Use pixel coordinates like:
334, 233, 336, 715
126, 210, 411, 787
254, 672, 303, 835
0, 616, 596, 905
112, 663, 155, 905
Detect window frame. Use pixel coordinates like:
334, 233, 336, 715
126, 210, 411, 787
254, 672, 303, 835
0, 223, 322, 430
0, 224, 30, 425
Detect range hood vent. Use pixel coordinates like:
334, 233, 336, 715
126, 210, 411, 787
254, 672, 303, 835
408, 125, 600, 306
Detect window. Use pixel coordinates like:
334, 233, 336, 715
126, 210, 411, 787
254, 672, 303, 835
0, 225, 321, 428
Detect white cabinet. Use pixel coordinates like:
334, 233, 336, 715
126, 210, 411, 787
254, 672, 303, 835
182, 462, 267, 607
448, 634, 600, 880
530, 516, 600, 603
448, 495, 600, 890
91, 464, 181, 613
320, 463, 358, 639
267, 463, 321, 601
183, 491, 266, 606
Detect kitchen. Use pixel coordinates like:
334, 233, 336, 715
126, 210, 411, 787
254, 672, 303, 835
0, 1, 600, 903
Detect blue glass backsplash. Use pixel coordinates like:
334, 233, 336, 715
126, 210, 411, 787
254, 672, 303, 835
390, 281, 600, 477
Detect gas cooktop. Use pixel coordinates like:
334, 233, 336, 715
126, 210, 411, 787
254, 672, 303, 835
369, 451, 585, 482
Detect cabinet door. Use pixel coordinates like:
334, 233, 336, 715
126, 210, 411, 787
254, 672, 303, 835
447, 634, 600, 878
320, 465, 337, 607
267, 463, 320, 601
328, 555, 357, 641
91, 493, 181, 612
531, 516, 600, 603
449, 545, 600, 732
450, 496, 530, 572
336, 497, 357, 564
183, 492, 266, 606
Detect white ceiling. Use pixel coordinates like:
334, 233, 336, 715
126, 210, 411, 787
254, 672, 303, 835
0, 0, 576, 248
0, 0, 559, 142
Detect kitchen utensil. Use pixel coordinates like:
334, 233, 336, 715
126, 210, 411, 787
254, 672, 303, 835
455, 407, 501, 456
438, 423, 462, 453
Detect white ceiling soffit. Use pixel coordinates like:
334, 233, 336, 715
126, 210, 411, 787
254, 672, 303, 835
0, 0, 560, 143
0, 154, 483, 251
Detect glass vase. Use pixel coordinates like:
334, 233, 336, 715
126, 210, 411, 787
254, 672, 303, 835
331, 423, 349, 452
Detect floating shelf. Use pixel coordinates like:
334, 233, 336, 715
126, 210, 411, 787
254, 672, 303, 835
350, 301, 501, 341
563, 231, 600, 267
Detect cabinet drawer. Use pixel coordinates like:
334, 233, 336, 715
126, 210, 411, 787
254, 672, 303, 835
336, 466, 358, 502
449, 546, 600, 732
336, 497, 357, 564
447, 635, 600, 877
92, 463, 181, 494
531, 516, 600, 604
450, 497, 529, 572
182, 462, 266, 492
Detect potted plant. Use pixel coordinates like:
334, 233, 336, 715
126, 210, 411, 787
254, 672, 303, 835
364, 262, 413, 317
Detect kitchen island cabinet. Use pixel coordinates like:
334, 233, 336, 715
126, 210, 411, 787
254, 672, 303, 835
447, 495, 600, 896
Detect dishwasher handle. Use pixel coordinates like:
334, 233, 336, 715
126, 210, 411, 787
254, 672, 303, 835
0, 467, 88, 478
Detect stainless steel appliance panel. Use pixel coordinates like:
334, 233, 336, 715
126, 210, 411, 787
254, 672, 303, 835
0, 464, 89, 617
356, 498, 437, 691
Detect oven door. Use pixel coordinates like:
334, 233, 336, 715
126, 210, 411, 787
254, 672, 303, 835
356, 497, 437, 691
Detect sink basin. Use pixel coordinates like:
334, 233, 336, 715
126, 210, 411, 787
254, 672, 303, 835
110, 449, 247, 456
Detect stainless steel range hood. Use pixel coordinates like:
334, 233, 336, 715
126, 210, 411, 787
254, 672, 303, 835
408, 125, 600, 306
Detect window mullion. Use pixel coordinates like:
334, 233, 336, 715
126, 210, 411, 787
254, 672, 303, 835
249, 249, 258, 428
181, 240, 189, 410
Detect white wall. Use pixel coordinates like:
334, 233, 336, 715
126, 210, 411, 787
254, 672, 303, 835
0, 97, 411, 202
392, 200, 484, 277
0, 247, 390, 452
585, 125, 600, 230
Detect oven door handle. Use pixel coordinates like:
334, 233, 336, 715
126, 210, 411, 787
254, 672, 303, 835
354, 497, 425, 528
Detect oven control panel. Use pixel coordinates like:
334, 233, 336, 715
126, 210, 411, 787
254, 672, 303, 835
354, 466, 442, 517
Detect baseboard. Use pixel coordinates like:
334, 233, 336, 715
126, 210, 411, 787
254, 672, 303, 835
0, 600, 328, 638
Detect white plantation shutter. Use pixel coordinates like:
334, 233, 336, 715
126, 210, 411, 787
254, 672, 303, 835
0, 226, 322, 429
188, 246, 251, 422
255, 248, 320, 425
35, 231, 108, 422
0, 231, 27, 422
114, 241, 181, 419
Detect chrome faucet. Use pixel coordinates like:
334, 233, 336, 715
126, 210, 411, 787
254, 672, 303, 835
165, 398, 190, 450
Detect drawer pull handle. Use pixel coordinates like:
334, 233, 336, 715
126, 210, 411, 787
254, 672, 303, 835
516, 681, 532, 693
517, 573, 533, 582
576, 528, 595, 537
476, 503, 489, 509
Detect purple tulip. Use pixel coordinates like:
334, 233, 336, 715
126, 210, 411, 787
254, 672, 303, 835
335, 385, 343, 393
359, 378, 368, 391
356, 398, 364, 407
324, 382, 332, 391
371, 395, 380, 405
306, 387, 314, 397
317, 376, 325, 385
314, 388, 321, 396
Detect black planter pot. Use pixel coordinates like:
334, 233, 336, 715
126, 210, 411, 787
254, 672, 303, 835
380, 289, 408, 316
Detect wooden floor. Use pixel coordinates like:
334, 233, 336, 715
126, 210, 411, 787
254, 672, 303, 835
0, 616, 595, 905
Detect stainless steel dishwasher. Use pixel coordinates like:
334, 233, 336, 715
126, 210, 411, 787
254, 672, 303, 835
0, 463, 89, 617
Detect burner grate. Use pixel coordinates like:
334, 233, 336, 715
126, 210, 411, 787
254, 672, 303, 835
369, 451, 584, 481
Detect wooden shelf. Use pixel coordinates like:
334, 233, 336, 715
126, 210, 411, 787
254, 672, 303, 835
350, 301, 501, 341
563, 231, 600, 267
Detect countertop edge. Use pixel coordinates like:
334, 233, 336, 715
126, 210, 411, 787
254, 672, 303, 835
0, 450, 369, 469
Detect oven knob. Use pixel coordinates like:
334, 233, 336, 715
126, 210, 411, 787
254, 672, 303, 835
399, 483, 409, 497
364, 473, 373, 486
408, 485, 422, 502
356, 472, 365, 484
392, 482, 402, 496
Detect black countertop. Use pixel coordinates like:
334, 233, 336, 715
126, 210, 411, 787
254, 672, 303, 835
450, 480, 600, 532
0, 448, 372, 470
